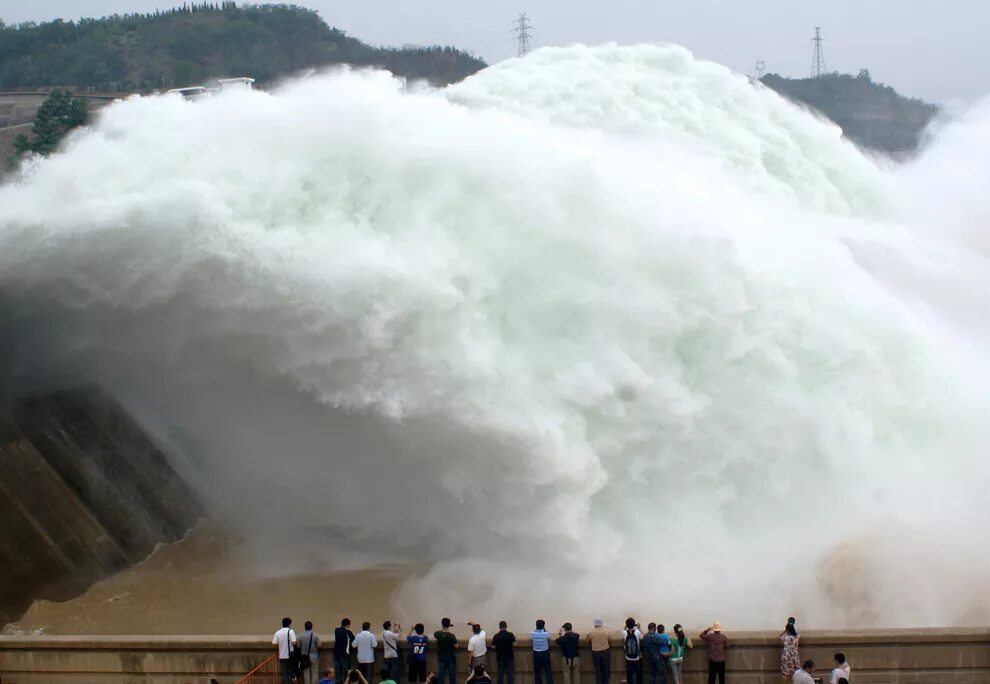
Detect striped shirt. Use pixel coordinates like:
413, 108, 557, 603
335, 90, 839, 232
531, 630, 551, 652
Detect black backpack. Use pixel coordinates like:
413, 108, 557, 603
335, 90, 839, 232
624, 630, 640, 659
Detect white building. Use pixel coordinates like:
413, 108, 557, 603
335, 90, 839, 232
166, 86, 209, 99
217, 77, 255, 91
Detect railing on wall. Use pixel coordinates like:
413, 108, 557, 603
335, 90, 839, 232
234, 653, 281, 684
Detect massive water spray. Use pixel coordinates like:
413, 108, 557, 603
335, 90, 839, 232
2, 44, 990, 629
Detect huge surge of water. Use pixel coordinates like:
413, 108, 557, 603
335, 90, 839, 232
2, 45, 990, 629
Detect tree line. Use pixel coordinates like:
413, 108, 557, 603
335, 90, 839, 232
0, 3, 486, 93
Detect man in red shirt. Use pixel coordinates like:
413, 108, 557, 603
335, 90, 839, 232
699, 623, 729, 684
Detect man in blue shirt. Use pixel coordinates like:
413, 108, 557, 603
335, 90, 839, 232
531, 620, 553, 684
407, 623, 429, 684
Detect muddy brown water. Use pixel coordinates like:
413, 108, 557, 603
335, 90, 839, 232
5, 522, 407, 635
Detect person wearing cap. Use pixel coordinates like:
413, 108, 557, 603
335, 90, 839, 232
587, 618, 611, 684
699, 623, 729, 684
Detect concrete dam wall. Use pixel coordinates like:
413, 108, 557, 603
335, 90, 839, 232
0, 388, 202, 625
1, 630, 988, 683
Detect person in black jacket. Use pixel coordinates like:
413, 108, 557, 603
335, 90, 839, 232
335, 618, 356, 681
556, 623, 581, 684
491, 621, 516, 684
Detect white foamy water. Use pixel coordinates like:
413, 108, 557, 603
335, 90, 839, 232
2, 44, 989, 629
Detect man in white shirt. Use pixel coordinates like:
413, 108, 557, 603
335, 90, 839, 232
792, 659, 816, 684
382, 620, 402, 681
467, 622, 488, 671
830, 653, 851, 683
354, 622, 379, 684
272, 617, 298, 684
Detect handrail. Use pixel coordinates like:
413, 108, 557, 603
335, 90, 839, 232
234, 653, 279, 684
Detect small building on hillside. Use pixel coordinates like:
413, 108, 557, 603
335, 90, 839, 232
217, 77, 255, 91
166, 86, 209, 100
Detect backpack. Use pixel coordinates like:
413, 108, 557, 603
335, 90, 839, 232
624, 630, 640, 659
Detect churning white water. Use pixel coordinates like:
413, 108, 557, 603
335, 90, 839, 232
2, 44, 990, 629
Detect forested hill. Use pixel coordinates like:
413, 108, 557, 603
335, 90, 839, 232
0, 3, 487, 91
760, 71, 938, 156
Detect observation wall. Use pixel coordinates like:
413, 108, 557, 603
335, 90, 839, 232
0, 629, 988, 683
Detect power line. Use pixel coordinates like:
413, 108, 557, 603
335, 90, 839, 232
810, 27, 827, 78
513, 12, 533, 57
754, 60, 766, 79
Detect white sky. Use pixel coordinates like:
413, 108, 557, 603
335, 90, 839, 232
1, 0, 987, 103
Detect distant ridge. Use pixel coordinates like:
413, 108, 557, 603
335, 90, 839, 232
0, 3, 487, 91
761, 70, 938, 156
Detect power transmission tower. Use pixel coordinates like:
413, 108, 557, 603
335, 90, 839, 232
810, 27, 827, 78
754, 60, 766, 79
514, 13, 533, 57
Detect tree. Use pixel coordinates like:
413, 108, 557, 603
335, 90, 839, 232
13, 90, 89, 159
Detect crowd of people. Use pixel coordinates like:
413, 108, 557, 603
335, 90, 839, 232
271, 616, 852, 684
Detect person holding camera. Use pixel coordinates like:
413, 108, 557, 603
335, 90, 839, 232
383, 621, 402, 682
467, 622, 488, 671
347, 669, 371, 684
407, 623, 430, 684
434, 618, 459, 684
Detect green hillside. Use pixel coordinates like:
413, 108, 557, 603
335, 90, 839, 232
0, 3, 486, 91
761, 70, 938, 156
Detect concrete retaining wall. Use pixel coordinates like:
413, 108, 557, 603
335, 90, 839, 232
1, 630, 988, 684
0, 389, 203, 625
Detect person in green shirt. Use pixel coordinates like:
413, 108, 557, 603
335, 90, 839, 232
380, 668, 397, 684
669, 625, 692, 684
434, 618, 460, 684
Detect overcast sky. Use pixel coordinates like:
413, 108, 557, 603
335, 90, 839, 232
1, 0, 987, 103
